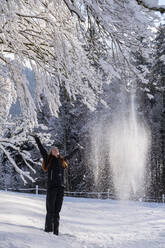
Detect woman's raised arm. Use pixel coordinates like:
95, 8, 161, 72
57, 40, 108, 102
31, 135, 48, 164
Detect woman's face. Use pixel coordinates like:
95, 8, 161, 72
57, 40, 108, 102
51, 148, 59, 157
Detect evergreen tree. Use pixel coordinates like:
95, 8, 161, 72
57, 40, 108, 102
150, 24, 165, 197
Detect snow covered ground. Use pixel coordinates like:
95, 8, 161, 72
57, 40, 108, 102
0, 191, 165, 248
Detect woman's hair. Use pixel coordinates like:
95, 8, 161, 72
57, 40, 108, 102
42, 153, 67, 171
42, 146, 67, 172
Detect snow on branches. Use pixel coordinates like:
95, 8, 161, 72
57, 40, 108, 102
136, 0, 165, 13
0, 72, 16, 123
0, 120, 39, 185
0, 0, 161, 183
0, 0, 102, 118
63, 0, 85, 22
83, 0, 156, 84
0, 0, 158, 114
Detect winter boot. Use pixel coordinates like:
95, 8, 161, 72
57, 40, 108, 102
45, 213, 53, 232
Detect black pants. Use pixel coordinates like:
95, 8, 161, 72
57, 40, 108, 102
45, 187, 64, 235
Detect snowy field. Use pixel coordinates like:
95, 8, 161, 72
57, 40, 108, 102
0, 191, 165, 248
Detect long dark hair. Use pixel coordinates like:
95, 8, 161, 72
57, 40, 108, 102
42, 152, 67, 172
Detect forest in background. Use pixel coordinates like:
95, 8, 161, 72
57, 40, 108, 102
0, 0, 165, 199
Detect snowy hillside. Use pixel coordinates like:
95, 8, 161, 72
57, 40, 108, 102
0, 192, 165, 248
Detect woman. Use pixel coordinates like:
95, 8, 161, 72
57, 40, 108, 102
31, 135, 73, 235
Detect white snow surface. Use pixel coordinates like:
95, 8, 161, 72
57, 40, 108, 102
0, 191, 165, 248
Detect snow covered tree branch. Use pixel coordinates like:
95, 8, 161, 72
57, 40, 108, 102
0, 143, 35, 185
1, 123, 35, 183
63, 0, 85, 22
136, 0, 165, 13
0, 73, 16, 123
0, 0, 102, 121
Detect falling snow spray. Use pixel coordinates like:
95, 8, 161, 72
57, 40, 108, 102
90, 89, 151, 200
109, 92, 150, 200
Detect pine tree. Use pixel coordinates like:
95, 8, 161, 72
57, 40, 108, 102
153, 24, 165, 196
148, 24, 165, 198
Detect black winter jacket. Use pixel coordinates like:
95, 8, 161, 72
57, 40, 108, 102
47, 156, 65, 188
34, 136, 66, 188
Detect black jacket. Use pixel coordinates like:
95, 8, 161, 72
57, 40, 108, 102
47, 155, 65, 188
34, 136, 66, 188
34, 136, 78, 189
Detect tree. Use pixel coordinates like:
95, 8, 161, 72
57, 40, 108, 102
0, 0, 158, 186
148, 24, 165, 197
0, 0, 156, 120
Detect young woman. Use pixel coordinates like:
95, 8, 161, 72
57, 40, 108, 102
31, 135, 77, 235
